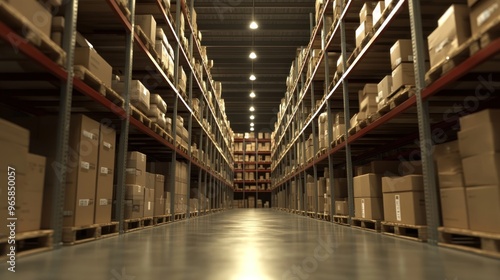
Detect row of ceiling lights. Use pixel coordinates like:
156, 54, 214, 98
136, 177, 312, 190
249, 0, 258, 132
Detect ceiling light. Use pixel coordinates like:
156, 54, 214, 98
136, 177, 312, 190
250, 127, 255, 131
250, 115, 255, 120
249, 106, 255, 112
249, 21, 258, 29
249, 91, 256, 98
250, 123, 254, 127
249, 52, 257, 59
249, 74, 256, 81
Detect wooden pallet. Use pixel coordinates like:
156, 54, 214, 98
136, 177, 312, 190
74, 65, 118, 98
115, 0, 131, 19
152, 123, 168, 138
0, 2, 66, 66
475, 15, 500, 54
0, 230, 53, 260
438, 227, 500, 259
135, 25, 158, 60
97, 222, 119, 239
131, 106, 152, 128
62, 224, 99, 245
378, 86, 416, 114
351, 218, 381, 232
381, 221, 428, 242
123, 218, 142, 232
142, 217, 154, 228
316, 148, 327, 157
333, 215, 350, 226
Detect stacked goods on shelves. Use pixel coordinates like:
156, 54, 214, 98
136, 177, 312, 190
458, 109, 500, 233
427, 5, 470, 69
95, 124, 117, 224
189, 198, 198, 213
144, 173, 156, 218
248, 196, 256, 209
175, 115, 189, 150
355, 2, 377, 48
74, 33, 113, 87
148, 94, 168, 130
372, 1, 386, 26
151, 174, 166, 217
469, 0, 500, 35
353, 161, 401, 220
173, 161, 189, 214
317, 177, 327, 213
306, 175, 316, 212
178, 66, 187, 94
333, 112, 345, 141
434, 141, 469, 229
135, 14, 156, 45
376, 75, 392, 110
315, 0, 324, 24
326, 168, 348, 216
156, 27, 176, 78
125, 152, 148, 219
319, 113, 328, 150
112, 79, 150, 114
0, 119, 46, 236
389, 39, 415, 94
305, 133, 318, 162
382, 174, 426, 226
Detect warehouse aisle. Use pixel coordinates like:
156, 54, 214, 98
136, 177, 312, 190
2, 209, 500, 280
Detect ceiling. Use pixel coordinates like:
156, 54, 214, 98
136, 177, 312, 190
195, 0, 314, 133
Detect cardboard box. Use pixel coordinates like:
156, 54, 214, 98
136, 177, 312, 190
353, 174, 382, 198
354, 198, 383, 219
459, 109, 500, 130
436, 154, 463, 174
433, 140, 460, 159
458, 119, 500, 158
150, 94, 167, 113
466, 186, 500, 233
360, 94, 378, 113
382, 175, 424, 193
113, 80, 150, 113
355, 160, 400, 176
124, 199, 144, 219
135, 15, 157, 43
64, 115, 100, 227
94, 124, 116, 224
143, 188, 155, 217
335, 200, 349, 215
438, 173, 466, 188
146, 172, 155, 189
125, 184, 144, 201
427, 5, 471, 68
469, 0, 500, 35
355, 21, 373, 48
462, 153, 500, 186
390, 40, 413, 70
127, 151, 147, 170
359, 2, 378, 23
74, 47, 113, 87
440, 187, 469, 229
383, 192, 426, 225
391, 63, 415, 94
372, 1, 386, 25
5, 0, 52, 37
377, 75, 392, 105
17, 153, 45, 233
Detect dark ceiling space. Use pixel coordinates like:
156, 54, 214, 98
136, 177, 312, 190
195, 0, 314, 133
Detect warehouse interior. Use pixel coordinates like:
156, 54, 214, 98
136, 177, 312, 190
1, 0, 500, 279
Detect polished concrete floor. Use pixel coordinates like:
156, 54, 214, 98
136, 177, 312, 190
2, 209, 500, 279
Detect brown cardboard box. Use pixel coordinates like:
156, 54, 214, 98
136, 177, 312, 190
436, 154, 463, 174
124, 199, 144, 219
360, 94, 378, 113
63, 115, 100, 227
466, 186, 500, 233
126, 168, 147, 187
95, 124, 116, 224
458, 120, 500, 158
459, 109, 500, 130
355, 21, 373, 48
113, 80, 150, 113
390, 40, 413, 70
5, 0, 52, 37
355, 198, 383, 220
433, 140, 460, 159
427, 5, 470, 68
154, 174, 165, 216
383, 192, 426, 225
462, 153, 500, 186
335, 200, 349, 215
143, 188, 155, 217
135, 15, 157, 43
146, 172, 155, 189
438, 173, 466, 188
470, 0, 500, 35
355, 160, 400, 176
382, 175, 423, 193
353, 174, 382, 198
391, 63, 415, 94
372, 1, 386, 25
359, 2, 378, 23
17, 153, 45, 233
440, 187, 469, 229
377, 75, 392, 105
74, 47, 113, 87
125, 184, 144, 200
399, 160, 423, 175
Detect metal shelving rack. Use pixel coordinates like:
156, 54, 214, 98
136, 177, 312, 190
0, 0, 234, 246
271, 0, 500, 244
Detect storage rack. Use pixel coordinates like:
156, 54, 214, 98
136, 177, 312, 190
271, 0, 500, 244
233, 136, 272, 208
0, 0, 234, 246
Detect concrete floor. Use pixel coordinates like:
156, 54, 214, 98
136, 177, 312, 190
2, 209, 500, 279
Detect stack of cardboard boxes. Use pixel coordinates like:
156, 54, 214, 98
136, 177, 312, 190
306, 175, 316, 212
175, 116, 189, 150
174, 161, 189, 214
434, 141, 469, 229
156, 27, 175, 78
357, 84, 378, 122
372, 1, 386, 26
389, 39, 415, 94
469, 0, 500, 36
147, 94, 168, 130
125, 152, 148, 219
459, 109, 500, 233
355, 2, 377, 48
0, 119, 46, 237
112, 80, 150, 114
95, 123, 117, 224
317, 177, 327, 213
382, 175, 426, 225
332, 177, 349, 216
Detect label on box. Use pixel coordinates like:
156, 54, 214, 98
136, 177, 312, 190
137, 185, 142, 193
79, 199, 90, 207
81, 161, 90, 170
100, 199, 109, 206
100, 167, 109, 174
395, 195, 401, 221
148, 202, 151, 210
361, 199, 366, 218
83, 130, 97, 140
477, 3, 498, 27
63, 211, 73, 216
103, 141, 112, 149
